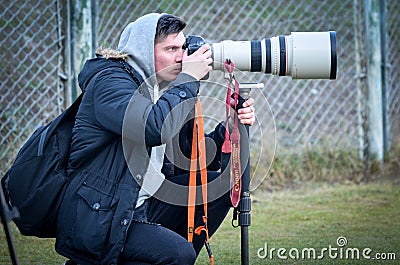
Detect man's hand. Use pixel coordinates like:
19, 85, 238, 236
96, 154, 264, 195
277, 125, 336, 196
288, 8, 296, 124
181, 44, 213, 80
232, 97, 256, 126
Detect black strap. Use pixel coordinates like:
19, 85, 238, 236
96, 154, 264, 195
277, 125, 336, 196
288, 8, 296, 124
119, 60, 142, 87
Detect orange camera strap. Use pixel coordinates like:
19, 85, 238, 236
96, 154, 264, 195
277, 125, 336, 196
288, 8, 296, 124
188, 99, 214, 265
188, 60, 241, 263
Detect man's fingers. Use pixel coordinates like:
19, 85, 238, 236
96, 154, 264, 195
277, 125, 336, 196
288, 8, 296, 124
242, 98, 255, 108
238, 106, 254, 114
191, 44, 211, 58
197, 43, 211, 53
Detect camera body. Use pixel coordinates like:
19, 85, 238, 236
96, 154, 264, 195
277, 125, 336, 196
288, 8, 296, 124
182, 35, 207, 55
182, 32, 337, 80
182, 35, 210, 79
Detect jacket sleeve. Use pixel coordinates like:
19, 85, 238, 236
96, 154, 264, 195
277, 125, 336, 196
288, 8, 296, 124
93, 70, 199, 147
143, 73, 199, 147
92, 67, 148, 136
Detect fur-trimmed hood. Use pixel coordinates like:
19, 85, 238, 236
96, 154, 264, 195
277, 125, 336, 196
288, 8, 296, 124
95, 47, 128, 60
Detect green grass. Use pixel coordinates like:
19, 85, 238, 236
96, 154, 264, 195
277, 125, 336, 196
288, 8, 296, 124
196, 180, 399, 264
1, 180, 399, 265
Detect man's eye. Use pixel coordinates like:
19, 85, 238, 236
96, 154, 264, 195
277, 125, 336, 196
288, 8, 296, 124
166, 47, 177, 52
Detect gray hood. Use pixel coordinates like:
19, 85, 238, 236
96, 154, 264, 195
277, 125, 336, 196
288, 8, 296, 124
118, 13, 162, 101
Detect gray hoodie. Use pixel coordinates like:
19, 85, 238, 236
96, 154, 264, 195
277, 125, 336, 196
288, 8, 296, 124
119, 13, 182, 208
118, 13, 162, 102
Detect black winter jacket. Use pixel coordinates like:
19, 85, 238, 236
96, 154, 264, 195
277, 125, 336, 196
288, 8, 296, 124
55, 57, 225, 265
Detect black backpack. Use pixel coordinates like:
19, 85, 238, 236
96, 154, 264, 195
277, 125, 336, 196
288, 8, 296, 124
1, 94, 82, 238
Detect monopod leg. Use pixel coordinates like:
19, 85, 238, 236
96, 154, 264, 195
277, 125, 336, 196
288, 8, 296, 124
0, 184, 19, 265
237, 86, 251, 265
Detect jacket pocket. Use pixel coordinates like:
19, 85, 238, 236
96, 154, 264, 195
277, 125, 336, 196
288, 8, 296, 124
70, 183, 118, 258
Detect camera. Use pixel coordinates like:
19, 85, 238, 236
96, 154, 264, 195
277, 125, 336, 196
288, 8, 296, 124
183, 32, 337, 79
182, 35, 207, 56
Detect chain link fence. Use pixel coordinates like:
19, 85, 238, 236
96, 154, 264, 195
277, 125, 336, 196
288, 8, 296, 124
386, 1, 400, 149
88, 0, 400, 159
97, 0, 357, 150
1, 0, 399, 177
0, 0, 67, 176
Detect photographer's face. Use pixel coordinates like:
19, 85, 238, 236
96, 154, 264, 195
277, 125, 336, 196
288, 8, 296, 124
154, 32, 185, 82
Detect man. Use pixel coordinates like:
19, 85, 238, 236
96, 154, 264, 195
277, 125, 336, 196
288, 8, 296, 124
57, 13, 255, 265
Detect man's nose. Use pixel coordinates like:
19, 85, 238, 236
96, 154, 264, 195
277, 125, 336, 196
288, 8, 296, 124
176, 49, 183, 62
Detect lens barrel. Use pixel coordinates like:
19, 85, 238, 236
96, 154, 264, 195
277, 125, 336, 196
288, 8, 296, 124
212, 31, 337, 80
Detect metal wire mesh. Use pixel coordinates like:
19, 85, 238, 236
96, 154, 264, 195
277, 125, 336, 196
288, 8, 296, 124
385, 0, 400, 147
1, 0, 399, 177
97, 0, 360, 152
0, 0, 66, 175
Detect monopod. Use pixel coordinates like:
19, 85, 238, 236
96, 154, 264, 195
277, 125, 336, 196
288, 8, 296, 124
235, 83, 263, 265
223, 61, 264, 265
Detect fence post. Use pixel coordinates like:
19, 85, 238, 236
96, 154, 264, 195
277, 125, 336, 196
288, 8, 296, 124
69, 0, 96, 102
364, 0, 384, 161
379, 0, 390, 154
